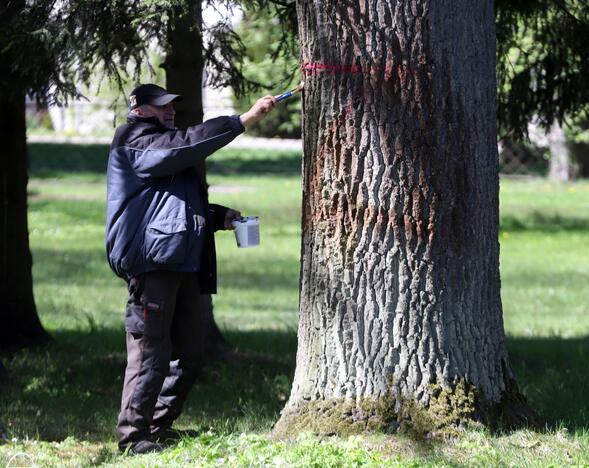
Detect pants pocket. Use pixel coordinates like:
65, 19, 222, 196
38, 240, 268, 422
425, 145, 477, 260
143, 299, 164, 338
124, 304, 145, 335
124, 300, 164, 339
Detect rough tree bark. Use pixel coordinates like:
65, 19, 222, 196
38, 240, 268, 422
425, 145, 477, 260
163, 0, 228, 363
0, 91, 51, 352
275, 0, 535, 436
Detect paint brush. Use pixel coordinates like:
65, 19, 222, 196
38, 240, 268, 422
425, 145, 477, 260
275, 81, 305, 102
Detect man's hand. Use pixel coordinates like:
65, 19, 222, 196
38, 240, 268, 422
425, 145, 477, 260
239, 95, 277, 128
224, 209, 242, 230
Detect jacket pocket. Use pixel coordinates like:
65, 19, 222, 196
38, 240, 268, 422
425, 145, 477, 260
144, 218, 188, 264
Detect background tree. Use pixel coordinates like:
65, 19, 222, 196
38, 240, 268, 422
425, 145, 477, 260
162, 0, 227, 363
0, 0, 156, 353
495, 0, 589, 139
0, 0, 297, 370
159, 0, 298, 360
275, 0, 535, 436
232, 7, 302, 138
496, 0, 589, 180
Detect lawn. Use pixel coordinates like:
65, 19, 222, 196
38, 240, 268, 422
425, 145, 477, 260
0, 143, 588, 466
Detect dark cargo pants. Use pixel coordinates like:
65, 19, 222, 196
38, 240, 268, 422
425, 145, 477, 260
117, 270, 205, 449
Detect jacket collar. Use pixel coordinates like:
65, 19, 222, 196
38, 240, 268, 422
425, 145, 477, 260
126, 113, 170, 130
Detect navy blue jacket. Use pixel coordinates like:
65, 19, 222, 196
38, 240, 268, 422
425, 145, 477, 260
106, 113, 245, 292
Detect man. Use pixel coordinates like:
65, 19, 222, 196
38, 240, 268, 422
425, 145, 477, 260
106, 83, 275, 454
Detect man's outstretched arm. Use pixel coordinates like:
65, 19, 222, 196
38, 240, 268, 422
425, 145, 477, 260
131, 95, 277, 178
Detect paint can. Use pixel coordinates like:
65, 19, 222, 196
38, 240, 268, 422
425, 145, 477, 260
231, 216, 260, 248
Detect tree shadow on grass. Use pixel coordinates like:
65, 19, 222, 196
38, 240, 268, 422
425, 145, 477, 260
2, 327, 587, 444
27, 143, 302, 178
507, 335, 589, 432
501, 212, 589, 233
207, 152, 301, 176
0, 327, 296, 443
28, 143, 109, 176
501, 269, 589, 289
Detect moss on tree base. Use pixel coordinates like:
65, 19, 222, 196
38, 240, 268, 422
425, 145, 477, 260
273, 379, 539, 440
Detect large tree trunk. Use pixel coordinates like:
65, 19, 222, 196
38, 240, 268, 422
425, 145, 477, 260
0, 92, 50, 352
163, 0, 228, 362
275, 0, 535, 436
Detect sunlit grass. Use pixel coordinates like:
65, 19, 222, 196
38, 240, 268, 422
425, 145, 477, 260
1, 145, 588, 465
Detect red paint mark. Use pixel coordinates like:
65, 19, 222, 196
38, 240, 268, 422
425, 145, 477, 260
302, 62, 363, 74
302, 61, 417, 77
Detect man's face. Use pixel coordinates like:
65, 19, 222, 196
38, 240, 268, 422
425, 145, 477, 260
138, 103, 176, 128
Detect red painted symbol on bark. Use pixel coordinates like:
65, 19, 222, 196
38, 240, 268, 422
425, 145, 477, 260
302, 61, 417, 78
302, 62, 363, 74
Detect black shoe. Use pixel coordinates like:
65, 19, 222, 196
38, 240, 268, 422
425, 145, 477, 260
125, 439, 165, 456
152, 427, 200, 444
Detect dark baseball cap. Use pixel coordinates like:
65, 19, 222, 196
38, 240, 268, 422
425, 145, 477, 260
128, 84, 182, 110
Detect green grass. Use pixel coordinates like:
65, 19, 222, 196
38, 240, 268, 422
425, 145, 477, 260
1, 144, 588, 466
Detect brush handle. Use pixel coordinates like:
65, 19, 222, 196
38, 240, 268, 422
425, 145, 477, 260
275, 91, 295, 102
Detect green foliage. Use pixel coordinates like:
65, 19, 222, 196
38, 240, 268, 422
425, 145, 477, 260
0, 0, 176, 104
565, 109, 589, 144
232, 7, 301, 138
5, 0, 588, 141
496, 0, 589, 139
198, 1, 298, 99
0, 0, 297, 106
228, 0, 589, 140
